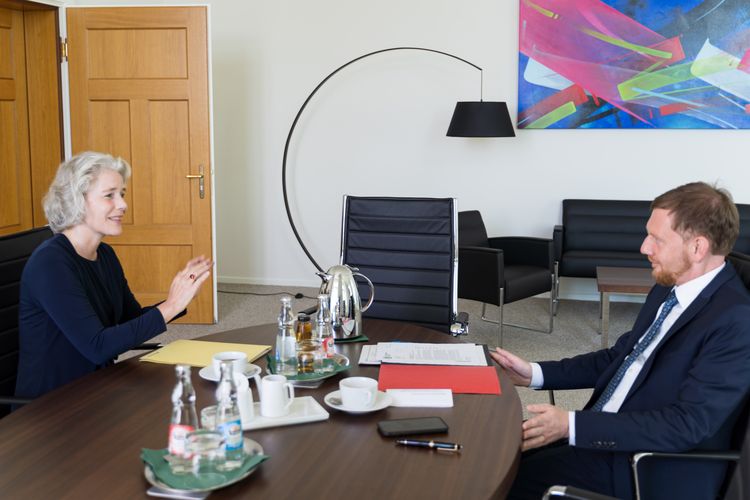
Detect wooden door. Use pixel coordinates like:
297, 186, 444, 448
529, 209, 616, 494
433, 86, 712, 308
67, 7, 214, 323
0, 7, 33, 236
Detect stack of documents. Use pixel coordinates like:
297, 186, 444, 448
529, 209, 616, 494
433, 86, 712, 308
361, 342, 501, 395
359, 342, 487, 366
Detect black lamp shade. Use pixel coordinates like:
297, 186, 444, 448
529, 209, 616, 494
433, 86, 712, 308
446, 101, 516, 137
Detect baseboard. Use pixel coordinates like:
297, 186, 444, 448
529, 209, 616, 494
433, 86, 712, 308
218, 276, 647, 304
218, 275, 320, 288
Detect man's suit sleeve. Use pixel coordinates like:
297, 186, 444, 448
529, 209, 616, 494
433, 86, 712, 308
538, 330, 631, 390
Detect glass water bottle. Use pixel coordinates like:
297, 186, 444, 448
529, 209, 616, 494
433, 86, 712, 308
215, 360, 244, 470
275, 296, 297, 376
314, 294, 335, 372
168, 364, 199, 474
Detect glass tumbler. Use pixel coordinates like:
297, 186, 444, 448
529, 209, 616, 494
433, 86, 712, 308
185, 429, 226, 487
200, 405, 218, 430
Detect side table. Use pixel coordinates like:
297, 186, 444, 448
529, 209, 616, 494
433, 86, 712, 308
596, 266, 655, 348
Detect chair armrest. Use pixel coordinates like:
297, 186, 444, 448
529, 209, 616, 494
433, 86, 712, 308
632, 450, 741, 499
553, 225, 563, 263
0, 396, 32, 407
458, 246, 504, 305
130, 342, 162, 351
633, 450, 740, 469
544, 485, 618, 500
488, 236, 553, 270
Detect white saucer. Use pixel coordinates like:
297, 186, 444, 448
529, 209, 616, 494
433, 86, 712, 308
324, 390, 392, 414
198, 363, 262, 382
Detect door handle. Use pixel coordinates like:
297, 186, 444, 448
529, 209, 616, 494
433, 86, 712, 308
185, 165, 205, 199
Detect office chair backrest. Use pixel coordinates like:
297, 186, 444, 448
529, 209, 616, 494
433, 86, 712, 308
340, 196, 457, 332
734, 204, 750, 255
458, 210, 489, 248
727, 251, 750, 291
0, 227, 54, 417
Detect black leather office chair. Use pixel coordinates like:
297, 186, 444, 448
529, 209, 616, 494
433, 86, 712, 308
340, 196, 467, 335
0, 226, 54, 417
457, 210, 555, 347
544, 251, 750, 500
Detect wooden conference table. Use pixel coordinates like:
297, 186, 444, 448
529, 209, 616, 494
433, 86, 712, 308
0, 319, 522, 499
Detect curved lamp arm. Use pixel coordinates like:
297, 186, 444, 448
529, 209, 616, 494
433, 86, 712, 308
282, 47, 484, 272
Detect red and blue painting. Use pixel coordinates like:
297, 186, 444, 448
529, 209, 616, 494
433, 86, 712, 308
517, 0, 750, 128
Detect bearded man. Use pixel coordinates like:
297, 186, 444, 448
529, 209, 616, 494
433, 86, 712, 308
493, 182, 750, 500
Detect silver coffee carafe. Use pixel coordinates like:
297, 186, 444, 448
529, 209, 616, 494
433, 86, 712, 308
317, 264, 374, 338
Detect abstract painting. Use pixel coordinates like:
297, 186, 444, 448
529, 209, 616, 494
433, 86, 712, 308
517, 0, 750, 129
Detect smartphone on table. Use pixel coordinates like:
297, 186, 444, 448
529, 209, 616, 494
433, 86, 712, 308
377, 416, 448, 437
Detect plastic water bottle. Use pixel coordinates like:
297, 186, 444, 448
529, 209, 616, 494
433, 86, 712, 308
168, 364, 199, 474
314, 294, 335, 372
275, 296, 297, 376
215, 360, 244, 470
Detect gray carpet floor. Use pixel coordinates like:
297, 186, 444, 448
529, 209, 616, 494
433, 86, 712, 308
132, 284, 642, 418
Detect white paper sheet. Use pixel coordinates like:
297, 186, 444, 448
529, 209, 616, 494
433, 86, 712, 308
358, 342, 487, 366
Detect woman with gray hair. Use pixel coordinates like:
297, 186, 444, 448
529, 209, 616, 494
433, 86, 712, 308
15, 151, 212, 399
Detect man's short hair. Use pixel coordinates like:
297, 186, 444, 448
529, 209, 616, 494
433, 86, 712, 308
43, 151, 131, 233
652, 182, 739, 256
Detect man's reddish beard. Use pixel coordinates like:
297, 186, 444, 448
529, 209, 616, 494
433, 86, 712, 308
650, 251, 691, 286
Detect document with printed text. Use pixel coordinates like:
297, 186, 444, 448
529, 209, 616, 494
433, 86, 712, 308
358, 342, 487, 366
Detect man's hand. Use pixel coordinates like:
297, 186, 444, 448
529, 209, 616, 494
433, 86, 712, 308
489, 348, 533, 387
522, 404, 569, 451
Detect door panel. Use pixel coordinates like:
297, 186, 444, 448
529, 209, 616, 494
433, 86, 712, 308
67, 7, 214, 323
0, 7, 32, 236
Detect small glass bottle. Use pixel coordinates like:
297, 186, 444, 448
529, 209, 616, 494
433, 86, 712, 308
215, 360, 244, 470
275, 296, 297, 376
295, 313, 312, 342
168, 364, 199, 474
314, 294, 335, 372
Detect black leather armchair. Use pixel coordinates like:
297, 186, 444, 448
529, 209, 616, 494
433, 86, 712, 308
0, 226, 54, 417
458, 210, 555, 347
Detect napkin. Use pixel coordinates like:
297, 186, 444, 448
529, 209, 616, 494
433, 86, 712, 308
386, 389, 454, 407
334, 334, 368, 343
141, 448, 269, 490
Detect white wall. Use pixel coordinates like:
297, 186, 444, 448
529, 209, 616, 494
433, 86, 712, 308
69, 0, 750, 295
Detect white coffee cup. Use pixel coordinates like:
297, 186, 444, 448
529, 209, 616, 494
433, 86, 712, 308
260, 374, 295, 418
211, 351, 247, 377
339, 377, 378, 410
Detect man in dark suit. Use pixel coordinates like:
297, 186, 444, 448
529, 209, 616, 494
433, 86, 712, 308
493, 182, 750, 499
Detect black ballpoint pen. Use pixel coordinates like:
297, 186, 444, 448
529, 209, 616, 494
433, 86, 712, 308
395, 439, 462, 453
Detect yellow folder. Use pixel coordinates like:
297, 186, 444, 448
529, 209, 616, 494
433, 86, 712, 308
139, 339, 272, 367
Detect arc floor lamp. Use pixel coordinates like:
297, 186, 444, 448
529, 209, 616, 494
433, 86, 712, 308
281, 46, 516, 272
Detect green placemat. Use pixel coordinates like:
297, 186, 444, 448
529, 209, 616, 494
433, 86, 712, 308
335, 334, 368, 343
141, 448, 269, 490
265, 354, 349, 381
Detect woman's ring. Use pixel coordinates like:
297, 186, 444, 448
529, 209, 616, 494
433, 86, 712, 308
189, 274, 196, 281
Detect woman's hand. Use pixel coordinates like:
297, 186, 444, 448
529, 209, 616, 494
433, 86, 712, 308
157, 256, 213, 322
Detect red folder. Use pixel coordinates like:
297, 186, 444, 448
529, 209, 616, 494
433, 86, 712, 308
378, 364, 501, 395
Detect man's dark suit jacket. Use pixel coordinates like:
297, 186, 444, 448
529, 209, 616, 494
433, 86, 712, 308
539, 263, 750, 499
